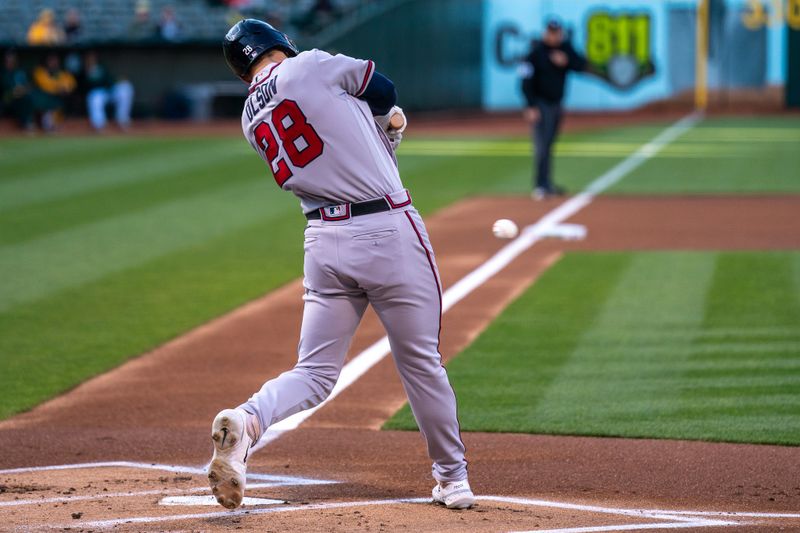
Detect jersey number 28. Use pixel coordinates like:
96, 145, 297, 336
254, 99, 324, 187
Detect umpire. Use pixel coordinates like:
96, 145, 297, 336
521, 19, 587, 199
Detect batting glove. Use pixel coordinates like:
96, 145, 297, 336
374, 105, 407, 134
386, 130, 402, 151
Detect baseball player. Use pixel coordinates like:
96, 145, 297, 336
208, 19, 474, 511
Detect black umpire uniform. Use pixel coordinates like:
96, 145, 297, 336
521, 21, 587, 197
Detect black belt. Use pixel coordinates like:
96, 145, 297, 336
306, 197, 400, 221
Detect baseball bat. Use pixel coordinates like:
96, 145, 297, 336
389, 112, 405, 131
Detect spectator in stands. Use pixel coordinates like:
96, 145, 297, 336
32, 53, 76, 131
64, 8, 83, 43
78, 51, 134, 131
128, 0, 156, 41
1, 50, 35, 131
27, 9, 66, 46
158, 6, 181, 41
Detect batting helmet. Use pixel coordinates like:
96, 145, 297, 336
222, 19, 298, 80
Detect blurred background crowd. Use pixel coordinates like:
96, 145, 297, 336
1, 0, 374, 132
8, 0, 368, 45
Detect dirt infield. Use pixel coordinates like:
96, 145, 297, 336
2, 195, 800, 531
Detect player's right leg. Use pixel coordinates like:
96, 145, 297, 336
355, 208, 473, 508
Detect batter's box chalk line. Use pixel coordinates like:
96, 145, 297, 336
3, 461, 799, 531
34, 494, 800, 531
0, 460, 335, 510
0, 460, 337, 486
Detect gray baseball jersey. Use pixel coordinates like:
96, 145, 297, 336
241, 49, 401, 212
237, 51, 468, 484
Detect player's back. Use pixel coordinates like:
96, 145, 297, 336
241, 49, 402, 213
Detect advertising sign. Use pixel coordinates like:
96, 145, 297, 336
482, 0, 787, 111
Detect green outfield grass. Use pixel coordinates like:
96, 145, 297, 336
0, 115, 798, 420
402, 116, 800, 196
384, 251, 800, 445
612, 117, 800, 194
0, 131, 540, 419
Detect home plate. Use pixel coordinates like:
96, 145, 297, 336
541, 223, 587, 240
159, 495, 285, 507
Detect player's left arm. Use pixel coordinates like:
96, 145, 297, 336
359, 71, 396, 116
314, 50, 405, 148
363, 73, 405, 139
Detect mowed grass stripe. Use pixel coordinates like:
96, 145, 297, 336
386, 251, 800, 445
612, 116, 800, 194
0, 150, 258, 245
400, 144, 630, 211
383, 253, 632, 432
0, 136, 142, 177
0, 138, 251, 211
398, 141, 751, 158
0, 179, 278, 312
677, 252, 800, 443
398, 124, 670, 161
0, 136, 195, 186
0, 212, 303, 419
525, 252, 714, 435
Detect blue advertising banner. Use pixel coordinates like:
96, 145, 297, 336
482, 0, 787, 111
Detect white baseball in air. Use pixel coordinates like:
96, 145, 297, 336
492, 219, 519, 239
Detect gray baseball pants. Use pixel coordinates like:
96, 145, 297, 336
241, 198, 468, 483
533, 100, 563, 191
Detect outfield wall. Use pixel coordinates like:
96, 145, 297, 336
483, 0, 791, 111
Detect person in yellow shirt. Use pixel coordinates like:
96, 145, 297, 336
32, 53, 76, 130
27, 9, 66, 46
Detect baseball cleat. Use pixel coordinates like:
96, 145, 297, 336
432, 479, 475, 509
208, 408, 253, 509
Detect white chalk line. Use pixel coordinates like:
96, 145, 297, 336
0, 460, 336, 486
159, 495, 284, 506
4, 464, 793, 532
44, 497, 428, 530
515, 523, 725, 533
251, 112, 701, 451
633, 509, 800, 519
0, 483, 285, 508
43, 493, 799, 531
0, 460, 333, 510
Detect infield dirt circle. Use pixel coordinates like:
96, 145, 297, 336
1, 194, 800, 532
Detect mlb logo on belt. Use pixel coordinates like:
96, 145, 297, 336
320, 204, 351, 221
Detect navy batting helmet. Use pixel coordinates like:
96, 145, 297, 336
222, 19, 298, 80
